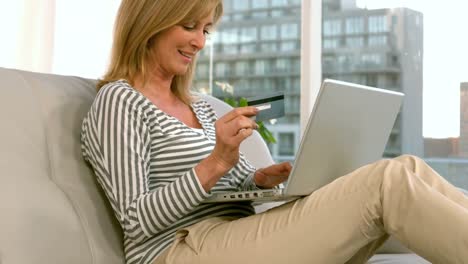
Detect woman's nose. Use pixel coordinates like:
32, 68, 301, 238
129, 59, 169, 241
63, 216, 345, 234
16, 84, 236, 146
190, 30, 206, 50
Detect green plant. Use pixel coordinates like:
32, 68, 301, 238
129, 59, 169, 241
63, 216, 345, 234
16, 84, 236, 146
218, 85, 276, 144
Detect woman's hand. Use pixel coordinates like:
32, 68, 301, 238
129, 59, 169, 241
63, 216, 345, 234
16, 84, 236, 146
254, 162, 292, 189
210, 106, 259, 171
196, 106, 258, 191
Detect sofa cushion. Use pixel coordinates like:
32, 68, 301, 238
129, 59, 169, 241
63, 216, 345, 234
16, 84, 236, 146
368, 254, 430, 264
0, 68, 124, 264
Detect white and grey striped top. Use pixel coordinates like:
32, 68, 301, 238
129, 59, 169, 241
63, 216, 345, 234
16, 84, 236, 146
81, 80, 259, 264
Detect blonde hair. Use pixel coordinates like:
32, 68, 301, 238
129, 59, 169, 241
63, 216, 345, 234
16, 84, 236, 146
98, 0, 223, 105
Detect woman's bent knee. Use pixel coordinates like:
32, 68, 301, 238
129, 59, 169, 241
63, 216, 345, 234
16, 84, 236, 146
367, 158, 414, 190
393, 154, 423, 167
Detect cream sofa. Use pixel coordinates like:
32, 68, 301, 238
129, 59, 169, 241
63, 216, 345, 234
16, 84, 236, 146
1, 67, 453, 263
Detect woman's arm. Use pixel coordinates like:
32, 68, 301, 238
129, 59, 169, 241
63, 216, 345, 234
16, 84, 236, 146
83, 85, 211, 244
194, 106, 259, 191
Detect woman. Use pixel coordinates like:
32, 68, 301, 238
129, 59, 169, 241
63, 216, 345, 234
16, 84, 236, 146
81, 0, 468, 263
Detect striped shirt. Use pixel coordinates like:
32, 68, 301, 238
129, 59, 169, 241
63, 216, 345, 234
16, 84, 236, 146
80, 80, 260, 264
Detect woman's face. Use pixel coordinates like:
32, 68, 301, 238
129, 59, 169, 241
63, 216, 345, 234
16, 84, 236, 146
148, 10, 214, 78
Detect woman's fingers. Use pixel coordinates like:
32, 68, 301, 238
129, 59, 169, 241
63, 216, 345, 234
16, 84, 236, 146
263, 162, 293, 176
279, 162, 293, 175
233, 127, 254, 144
210, 106, 259, 170
215, 108, 258, 138
225, 116, 258, 136
219, 106, 258, 123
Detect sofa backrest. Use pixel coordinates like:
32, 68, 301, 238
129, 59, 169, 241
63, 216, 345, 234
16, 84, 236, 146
0, 68, 124, 264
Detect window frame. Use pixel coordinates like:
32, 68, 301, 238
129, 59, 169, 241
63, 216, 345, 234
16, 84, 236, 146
300, 0, 322, 136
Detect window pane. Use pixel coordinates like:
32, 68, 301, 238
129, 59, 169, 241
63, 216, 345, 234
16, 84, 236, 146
281, 23, 299, 39
260, 25, 278, 40
194, 0, 302, 162
346, 36, 364, 47
240, 27, 257, 43
232, 0, 248, 11
322, 1, 468, 189
369, 15, 388, 33
252, 0, 268, 9
279, 133, 295, 156
345, 17, 364, 34
323, 19, 342, 36
368, 35, 387, 46
271, 0, 288, 7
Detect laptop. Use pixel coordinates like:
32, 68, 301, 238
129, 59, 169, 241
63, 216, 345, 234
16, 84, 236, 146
202, 79, 404, 203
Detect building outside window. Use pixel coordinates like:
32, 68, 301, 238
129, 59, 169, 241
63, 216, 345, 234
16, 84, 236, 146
369, 15, 388, 33
252, 0, 269, 9
323, 19, 341, 36
193, 0, 468, 191
345, 17, 364, 34
240, 27, 257, 43
323, 0, 468, 190
271, 0, 288, 8
281, 23, 299, 39
194, 0, 302, 161
232, 0, 249, 11
346, 36, 364, 47
368, 35, 387, 46
323, 38, 340, 49
261, 25, 278, 40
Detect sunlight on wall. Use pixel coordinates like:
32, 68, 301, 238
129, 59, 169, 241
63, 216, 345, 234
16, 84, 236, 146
0, 0, 55, 73
0, 2, 22, 69
52, 0, 120, 79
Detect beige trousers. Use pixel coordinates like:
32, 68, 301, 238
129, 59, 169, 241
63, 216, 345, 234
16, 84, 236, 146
154, 155, 468, 264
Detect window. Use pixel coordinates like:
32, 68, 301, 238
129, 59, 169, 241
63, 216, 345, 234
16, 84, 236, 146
255, 60, 268, 75
281, 23, 299, 39
346, 37, 364, 47
252, 0, 268, 9
271, 0, 288, 7
275, 58, 289, 72
323, 38, 340, 49
361, 53, 382, 66
235, 61, 249, 76
278, 133, 295, 156
322, 1, 468, 190
368, 35, 387, 46
196, 63, 209, 78
261, 25, 278, 40
345, 17, 364, 34
323, 19, 341, 36
221, 29, 238, 44
239, 27, 257, 43
215, 62, 229, 77
252, 11, 268, 18
194, 0, 303, 162
280, 41, 296, 51
232, 0, 249, 11
222, 44, 239, 55
240, 43, 257, 53
261, 43, 278, 52
369, 15, 387, 33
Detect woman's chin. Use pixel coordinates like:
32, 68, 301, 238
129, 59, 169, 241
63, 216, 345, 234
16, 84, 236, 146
174, 67, 190, 76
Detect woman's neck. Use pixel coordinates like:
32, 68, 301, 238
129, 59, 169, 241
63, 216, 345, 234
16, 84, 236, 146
133, 71, 173, 97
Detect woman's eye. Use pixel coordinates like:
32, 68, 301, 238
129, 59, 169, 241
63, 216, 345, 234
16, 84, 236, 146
183, 23, 196, 30
203, 30, 211, 35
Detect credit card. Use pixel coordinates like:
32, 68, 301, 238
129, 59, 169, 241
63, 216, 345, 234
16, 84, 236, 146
247, 92, 285, 122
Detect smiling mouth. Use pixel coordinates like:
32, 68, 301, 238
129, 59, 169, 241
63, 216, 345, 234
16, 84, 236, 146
178, 50, 193, 59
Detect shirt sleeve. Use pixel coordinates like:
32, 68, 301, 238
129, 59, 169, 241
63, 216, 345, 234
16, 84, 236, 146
82, 85, 210, 244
